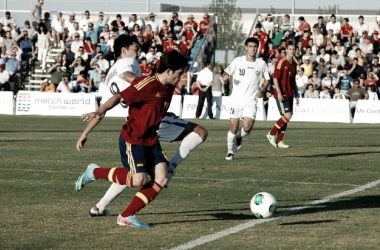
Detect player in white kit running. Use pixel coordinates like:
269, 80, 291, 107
223, 37, 270, 160
78, 35, 208, 216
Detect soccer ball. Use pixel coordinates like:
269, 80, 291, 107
250, 192, 277, 219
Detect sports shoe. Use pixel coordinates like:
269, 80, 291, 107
89, 205, 111, 217
234, 135, 243, 150
75, 163, 99, 191
117, 214, 150, 228
266, 133, 278, 148
165, 164, 176, 188
277, 141, 289, 148
225, 153, 234, 160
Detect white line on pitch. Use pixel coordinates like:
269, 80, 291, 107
168, 178, 380, 250
0, 168, 358, 187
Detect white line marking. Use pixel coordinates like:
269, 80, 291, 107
0, 168, 358, 187
168, 178, 380, 250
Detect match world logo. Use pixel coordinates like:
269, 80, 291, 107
17, 92, 31, 113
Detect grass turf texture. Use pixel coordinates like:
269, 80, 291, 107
1, 115, 380, 249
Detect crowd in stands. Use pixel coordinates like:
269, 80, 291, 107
0, 0, 216, 96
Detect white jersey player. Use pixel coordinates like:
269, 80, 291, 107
223, 37, 270, 160
78, 35, 208, 216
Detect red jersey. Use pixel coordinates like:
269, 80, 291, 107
140, 64, 152, 75
84, 43, 95, 54
184, 21, 198, 31
179, 40, 190, 55
341, 25, 353, 35
143, 32, 155, 42
299, 22, 311, 36
370, 38, 380, 49
300, 37, 309, 48
163, 41, 176, 52
267, 49, 275, 56
252, 31, 268, 55
183, 30, 195, 41
273, 57, 297, 99
199, 20, 210, 34
119, 75, 174, 146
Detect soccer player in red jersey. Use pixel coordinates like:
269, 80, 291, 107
75, 50, 188, 227
139, 57, 152, 76
266, 41, 299, 148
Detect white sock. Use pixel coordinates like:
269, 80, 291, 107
227, 131, 236, 154
96, 183, 127, 212
240, 127, 249, 138
169, 132, 203, 170
54, 42, 57, 47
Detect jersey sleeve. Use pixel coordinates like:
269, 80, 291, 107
119, 78, 148, 106
224, 58, 237, 76
262, 62, 271, 80
273, 60, 283, 79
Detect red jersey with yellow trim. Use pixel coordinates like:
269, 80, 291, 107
163, 41, 176, 52
252, 31, 268, 55
273, 57, 296, 99
140, 64, 152, 75
179, 40, 190, 55
341, 24, 353, 35
119, 75, 174, 146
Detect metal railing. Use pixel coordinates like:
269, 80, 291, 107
240, 13, 261, 57
186, 14, 217, 92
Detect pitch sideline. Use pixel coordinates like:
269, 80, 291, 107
168, 178, 380, 250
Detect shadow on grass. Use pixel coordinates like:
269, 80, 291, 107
279, 220, 339, 226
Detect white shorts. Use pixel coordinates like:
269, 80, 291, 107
229, 99, 258, 120
158, 115, 189, 142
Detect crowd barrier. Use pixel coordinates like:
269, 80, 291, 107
1, 91, 379, 124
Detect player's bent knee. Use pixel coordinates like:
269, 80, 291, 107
194, 125, 208, 141
284, 113, 292, 120
132, 173, 148, 187
154, 176, 168, 188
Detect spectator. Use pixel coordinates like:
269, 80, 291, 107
86, 22, 99, 44
170, 12, 183, 40
66, 22, 84, 43
30, 0, 44, 31
97, 12, 109, 33
159, 20, 169, 36
146, 46, 159, 63
48, 63, 65, 87
364, 71, 379, 90
42, 12, 51, 31
179, 24, 195, 42
267, 42, 275, 56
321, 69, 337, 90
353, 15, 369, 44
139, 57, 152, 76
296, 67, 309, 94
163, 33, 175, 52
40, 78, 56, 92
116, 25, 128, 36
347, 44, 358, 60
178, 34, 190, 56
64, 12, 76, 39
0, 64, 10, 91
191, 81, 199, 95
3, 31, 15, 52
56, 74, 75, 93
110, 14, 125, 32
370, 31, 380, 54
136, 34, 149, 53
252, 23, 267, 56
17, 30, 35, 65
60, 53, 71, 72
280, 14, 294, 33
310, 69, 322, 91
0, 11, 17, 31
99, 24, 113, 42
52, 12, 66, 49
316, 58, 328, 79
330, 51, 346, 74
71, 33, 84, 54
297, 16, 311, 37
2, 50, 21, 88
145, 13, 159, 34
334, 39, 346, 56
326, 28, 338, 45
304, 84, 319, 99
189, 33, 203, 60
346, 79, 369, 117
261, 14, 275, 34
320, 86, 332, 99
360, 36, 374, 62
300, 56, 312, 77
316, 46, 330, 65
96, 72, 107, 102
184, 14, 198, 31
300, 30, 309, 49
326, 14, 341, 35
90, 51, 109, 72
199, 13, 211, 34
106, 33, 118, 55
212, 65, 224, 97
91, 45, 103, 59
88, 64, 102, 91
195, 60, 214, 119
269, 24, 283, 48
36, 24, 51, 74
313, 16, 327, 35
160, 25, 170, 43
367, 56, 380, 78
9, 23, 18, 40
130, 23, 142, 36
367, 84, 378, 100
312, 27, 324, 48
127, 14, 144, 32
80, 10, 93, 32
347, 57, 365, 79
58, 44, 75, 65
75, 71, 89, 92
21, 20, 36, 39
340, 18, 353, 44
84, 37, 95, 54
336, 69, 353, 95
0, 23, 6, 37
355, 48, 367, 67
75, 46, 89, 63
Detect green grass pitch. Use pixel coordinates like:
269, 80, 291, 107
1, 115, 380, 249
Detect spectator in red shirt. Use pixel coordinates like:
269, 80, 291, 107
340, 18, 353, 43
252, 23, 268, 55
179, 24, 195, 41
199, 13, 210, 34
178, 34, 190, 56
139, 57, 152, 76
371, 31, 380, 54
300, 30, 310, 48
84, 37, 95, 54
184, 14, 198, 31
163, 33, 175, 52
297, 16, 311, 37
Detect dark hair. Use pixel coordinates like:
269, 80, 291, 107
318, 16, 323, 20
332, 50, 338, 55
157, 50, 188, 74
113, 34, 138, 60
117, 14, 122, 18
85, 37, 92, 42
284, 14, 290, 18
374, 56, 379, 61
298, 67, 304, 72
5, 11, 10, 15
358, 15, 364, 19
286, 40, 295, 48
245, 37, 259, 46
37, 23, 48, 34
356, 48, 361, 52
343, 18, 349, 22
307, 83, 313, 89
255, 23, 262, 29
141, 57, 147, 61
204, 61, 211, 67
298, 16, 305, 21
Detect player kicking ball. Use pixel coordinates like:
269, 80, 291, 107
75, 51, 188, 227
267, 40, 299, 148
223, 37, 270, 160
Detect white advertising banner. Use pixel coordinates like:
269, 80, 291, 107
0, 91, 14, 115
181, 96, 266, 120
353, 100, 380, 124
267, 97, 350, 123
15, 91, 97, 116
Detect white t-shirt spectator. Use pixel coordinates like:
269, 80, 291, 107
322, 77, 337, 89
57, 80, 76, 93
128, 19, 144, 31
0, 70, 10, 83
96, 59, 109, 72
326, 21, 341, 35
71, 40, 84, 54
52, 18, 65, 33
0, 17, 17, 31
360, 43, 373, 53
69, 30, 84, 39
313, 34, 324, 46
354, 23, 369, 36
107, 39, 115, 52
320, 91, 331, 99
197, 67, 213, 87
261, 20, 275, 34
331, 55, 345, 68
295, 74, 309, 88
64, 20, 76, 35
146, 20, 159, 34
316, 54, 330, 64
80, 18, 93, 32
75, 52, 89, 62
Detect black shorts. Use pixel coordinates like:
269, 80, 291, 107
118, 135, 168, 175
275, 98, 293, 115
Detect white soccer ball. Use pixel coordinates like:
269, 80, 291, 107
250, 192, 277, 219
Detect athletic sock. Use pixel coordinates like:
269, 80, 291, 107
239, 127, 249, 138
227, 131, 236, 154
93, 167, 133, 187
169, 132, 203, 170
96, 183, 127, 212
121, 181, 163, 218
270, 116, 289, 136
277, 123, 287, 143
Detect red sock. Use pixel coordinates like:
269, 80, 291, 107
270, 116, 289, 136
121, 181, 163, 218
277, 124, 287, 143
93, 167, 133, 187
